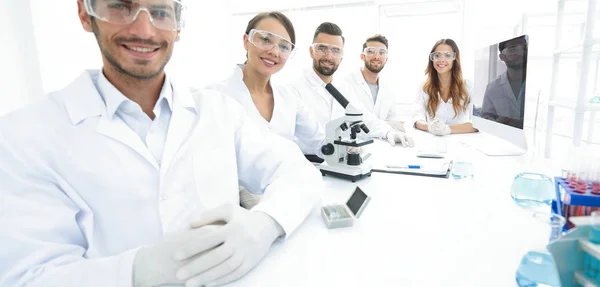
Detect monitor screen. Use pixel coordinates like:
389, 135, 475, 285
472, 35, 529, 130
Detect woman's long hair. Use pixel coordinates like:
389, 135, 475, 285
423, 39, 468, 119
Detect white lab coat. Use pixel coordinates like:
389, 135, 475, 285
206, 65, 325, 156
288, 68, 393, 145
412, 80, 474, 126
481, 72, 526, 119
0, 70, 322, 287
343, 68, 400, 121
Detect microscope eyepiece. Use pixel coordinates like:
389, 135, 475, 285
339, 122, 348, 131
359, 123, 370, 134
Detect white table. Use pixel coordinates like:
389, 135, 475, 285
231, 131, 561, 287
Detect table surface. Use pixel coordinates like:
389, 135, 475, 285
229, 131, 562, 287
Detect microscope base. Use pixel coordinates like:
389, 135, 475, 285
319, 166, 372, 183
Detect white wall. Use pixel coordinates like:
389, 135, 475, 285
0, 0, 43, 116
29, 0, 102, 94
4, 0, 554, 114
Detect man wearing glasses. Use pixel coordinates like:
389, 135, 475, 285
290, 23, 414, 151
481, 35, 529, 129
0, 1, 323, 287
343, 34, 405, 133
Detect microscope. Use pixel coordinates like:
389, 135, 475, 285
318, 84, 373, 182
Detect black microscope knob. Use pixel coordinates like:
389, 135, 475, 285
321, 143, 335, 155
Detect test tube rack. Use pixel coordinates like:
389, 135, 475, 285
553, 177, 600, 230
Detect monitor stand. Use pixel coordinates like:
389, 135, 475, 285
465, 132, 527, 156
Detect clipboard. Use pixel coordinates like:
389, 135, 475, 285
372, 160, 454, 179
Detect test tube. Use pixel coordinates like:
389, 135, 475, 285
570, 160, 585, 193
565, 146, 577, 183
568, 147, 581, 186
592, 159, 600, 195
575, 169, 589, 193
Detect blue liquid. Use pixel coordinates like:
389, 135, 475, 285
451, 161, 473, 179
511, 173, 555, 210
585, 253, 593, 278
515, 251, 560, 287
590, 229, 600, 244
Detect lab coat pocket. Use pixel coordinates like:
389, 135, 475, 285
191, 146, 239, 211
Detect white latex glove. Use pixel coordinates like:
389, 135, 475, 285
132, 226, 221, 287
428, 119, 451, 136
173, 204, 283, 287
239, 185, 261, 209
386, 120, 406, 133
386, 130, 415, 148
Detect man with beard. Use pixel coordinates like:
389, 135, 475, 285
343, 34, 405, 132
0, 1, 323, 286
481, 35, 528, 129
290, 23, 414, 154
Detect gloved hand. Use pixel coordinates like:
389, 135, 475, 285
386, 130, 415, 147
428, 119, 451, 136
173, 204, 284, 287
386, 120, 406, 133
239, 185, 261, 210
132, 225, 221, 287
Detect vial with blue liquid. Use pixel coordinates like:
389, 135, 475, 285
510, 172, 556, 210
514, 213, 565, 287
510, 171, 564, 287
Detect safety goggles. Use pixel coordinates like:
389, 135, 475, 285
83, 0, 187, 32
501, 45, 526, 56
363, 47, 388, 58
429, 51, 456, 61
247, 29, 295, 59
312, 43, 344, 59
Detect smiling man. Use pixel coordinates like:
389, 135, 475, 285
0, 1, 322, 287
289, 23, 414, 150
343, 34, 405, 132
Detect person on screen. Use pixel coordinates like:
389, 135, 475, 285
412, 39, 477, 136
481, 35, 528, 129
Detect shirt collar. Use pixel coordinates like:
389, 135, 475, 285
235, 64, 245, 75
437, 93, 453, 104
305, 67, 328, 87
97, 71, 174, 118
500, 72, 510, 85
359, 67, 380, 85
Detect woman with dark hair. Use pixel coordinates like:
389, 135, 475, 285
207, 12, 324, 208
412, 39, 477, 136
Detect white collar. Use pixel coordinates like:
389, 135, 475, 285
97, 71, 174, 119
61, 70, 197, 125
304, 67, 329, 88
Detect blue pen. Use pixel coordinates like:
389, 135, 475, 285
386, 164, 422, 169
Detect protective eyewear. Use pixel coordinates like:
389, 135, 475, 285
83, 0, 187, 32
312, 43, 344, 59
429, 51, 456, 61
248, 29, 295, 59
363, 47, 388, 58
501, 45, 526, 56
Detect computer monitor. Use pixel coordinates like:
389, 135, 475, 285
470, 35, 529, 156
